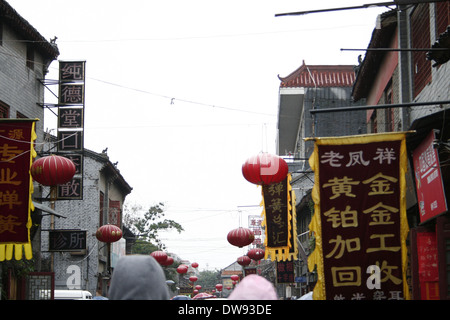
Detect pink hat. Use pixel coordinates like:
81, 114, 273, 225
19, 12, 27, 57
228, 275, 277, 300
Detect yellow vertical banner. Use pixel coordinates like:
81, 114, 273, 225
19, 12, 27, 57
307, 132, 410, 300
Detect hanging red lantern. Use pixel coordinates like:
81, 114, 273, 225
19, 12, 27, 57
195, 285, 202, 290
31, 154, 76, 186
150, 251, 168, 264
193, 289, 199, 295
237, 255, 251, 266
176, 265, 188, 274
189, 276, 198, 283
215, 284, 223, 292
161, 256, 174, 266
242, 152, 288, 185
247, 248, 265, 261
96, 224, 122, 243
227, 227, 254, 248
191, 262, 199, 268
230, 275, 239, 281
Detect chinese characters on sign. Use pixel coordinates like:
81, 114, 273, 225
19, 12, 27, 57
0, 120, 36, 260
248, 215, 263, 248
412, 130, 447, 223
49, 230, 87, 252
277, 260, 295, 283
57, 61, 86, 200
261, 174, 298, 262
308, 133, 409, 300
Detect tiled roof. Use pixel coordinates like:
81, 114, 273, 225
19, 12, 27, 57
0, 0, 59, 60
279, 61, 356, 88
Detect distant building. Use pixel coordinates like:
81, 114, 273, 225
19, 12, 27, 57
39, 138, 132, 295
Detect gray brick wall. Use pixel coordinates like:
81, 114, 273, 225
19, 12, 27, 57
0, 23, 48, 142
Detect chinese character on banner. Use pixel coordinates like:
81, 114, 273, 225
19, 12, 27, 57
57, 61, 85, 200
59, 61, 85, 82
261, 173, 298, 261
0, 119, 37, 261
412, 130, 448, 223
307, 133, 410, 300
277, 260, 295, 283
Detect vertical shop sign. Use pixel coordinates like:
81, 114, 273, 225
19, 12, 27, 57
277, 260, 295, 283
413, 130, 447, 223
307, 133, 410, 300
416, 231, 439, 300
248, 215, 263, 247
57, 61, 85, 200
261, 174, 298, 261
0, 120, 37, 261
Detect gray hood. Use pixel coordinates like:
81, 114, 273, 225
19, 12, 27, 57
108, 255, 170, 300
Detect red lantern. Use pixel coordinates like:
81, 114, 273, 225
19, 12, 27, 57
195, 285, 202, 290
193, 289, 199, 295
231, 275, 239, 281
176, 265, 188, 274
96, 224, 122, 243
237, 255, 251, 266
150, 251, 168, 264
31, 155, 76, 186
189, 276, 198, 283
191, 262, 199, 268
161, 256, 174, 266
242, 153, 288, 185
227, 227, 254, 248
215, 284, 223, 292
247, 248, 265, 261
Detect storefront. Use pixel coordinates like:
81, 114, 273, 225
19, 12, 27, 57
407, 110, 450, 300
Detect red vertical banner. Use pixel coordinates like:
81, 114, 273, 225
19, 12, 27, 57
412, 130, 447, 223
307, 133, 410, 300
416, 231, 439, 300
0, 119, 37, 260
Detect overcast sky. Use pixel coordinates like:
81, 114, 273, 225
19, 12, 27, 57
8, 0, 390, 270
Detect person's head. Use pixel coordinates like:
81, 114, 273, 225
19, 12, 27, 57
228, 274, 277, 300
108, 255, 170, 300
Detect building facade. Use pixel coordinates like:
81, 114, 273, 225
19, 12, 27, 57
352, 3, 450, 300
0, 1, 133, 299
276, 62, 367, 296
38, 143, 132, 296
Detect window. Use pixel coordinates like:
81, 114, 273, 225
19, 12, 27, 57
16, 111, 27, 118
411, 4, 432, 97
437, 215, 450, 300
435, 1, 449, 36
26, 43, 34, 70
0, 101, 10, 118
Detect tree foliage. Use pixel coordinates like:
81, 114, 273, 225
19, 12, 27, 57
123, 202, 184, 250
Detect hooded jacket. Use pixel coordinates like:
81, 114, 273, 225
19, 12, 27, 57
108, 255, 170, 300
228, 274, 277, 300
